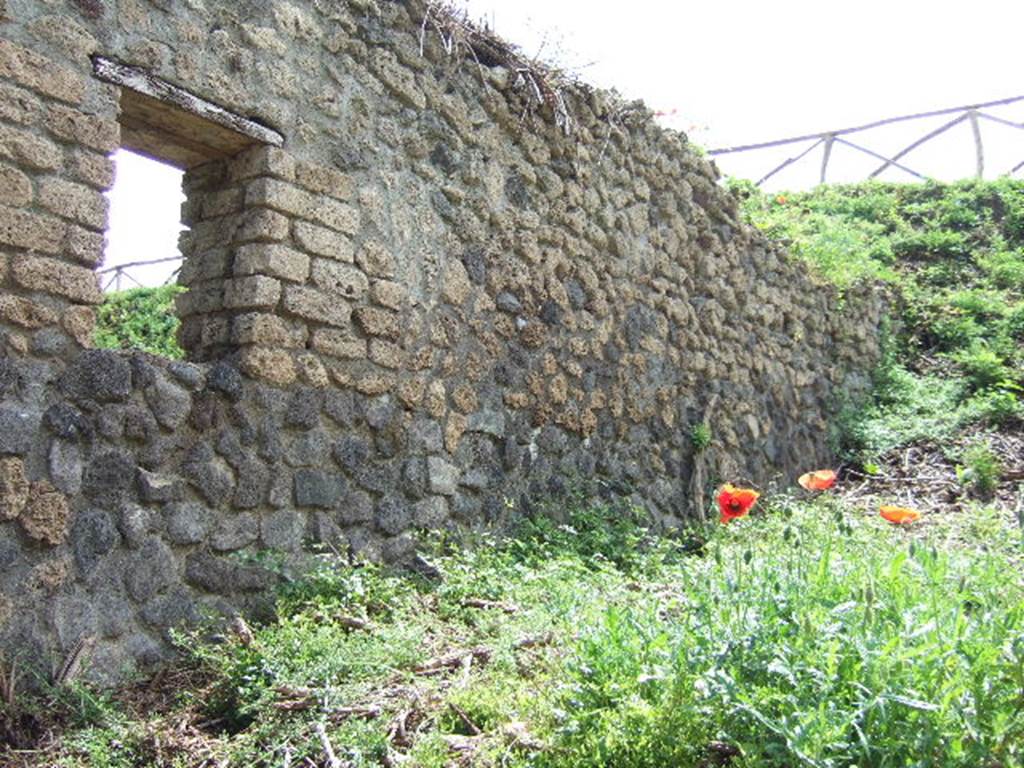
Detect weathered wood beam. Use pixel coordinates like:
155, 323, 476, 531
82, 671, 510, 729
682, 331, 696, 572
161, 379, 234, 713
91, 55, 284, 150
819, 134, 834, 185
868, 113, 968, 179
833, 138, 927, 181
755, 137, 824, 187
968, 110, 984, 179
710, 93, 1024, 155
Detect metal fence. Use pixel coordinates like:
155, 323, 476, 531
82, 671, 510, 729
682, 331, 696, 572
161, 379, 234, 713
709, 94, 1024, 187
97, 256, 182, 292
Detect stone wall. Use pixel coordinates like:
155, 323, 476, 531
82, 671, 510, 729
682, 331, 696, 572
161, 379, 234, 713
0, 0, 884, 682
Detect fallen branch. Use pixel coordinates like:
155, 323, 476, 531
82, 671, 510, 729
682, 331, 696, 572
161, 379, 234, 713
461, 598, 518, 614
314, 721, 342, 768
415, 646, 492, 676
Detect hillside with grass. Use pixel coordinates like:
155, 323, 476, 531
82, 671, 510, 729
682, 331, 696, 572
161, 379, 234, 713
9, 180, 1022, 767
735, 179, 1024, 506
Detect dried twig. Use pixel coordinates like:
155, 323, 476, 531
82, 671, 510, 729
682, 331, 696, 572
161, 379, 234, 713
415, 646, 491, 676
448, 703, 481, 736
513, 631, 554, 650
461, 598, 518, 614
314, 721, 342, 768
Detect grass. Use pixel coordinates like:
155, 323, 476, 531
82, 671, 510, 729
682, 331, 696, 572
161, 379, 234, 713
730, 179, 1024, 464
17, 497, 1024, 768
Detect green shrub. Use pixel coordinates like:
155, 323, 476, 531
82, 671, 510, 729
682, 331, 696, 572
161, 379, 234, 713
952, 343, 1014, 391
965, 388, 1022, 426
981, 249, 1024, 290
689, 423, 712, 452
956, 440, 1003, 499
94, 285, 184, 359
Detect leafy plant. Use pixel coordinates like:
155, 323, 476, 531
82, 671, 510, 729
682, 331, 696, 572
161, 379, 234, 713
956, 440, 1003, 499
689, 423, 712, 452
94, 285, 184, 359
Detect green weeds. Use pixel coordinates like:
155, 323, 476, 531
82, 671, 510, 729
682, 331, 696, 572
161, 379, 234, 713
734, 179, 1024, 463
24, 500, 1024, 768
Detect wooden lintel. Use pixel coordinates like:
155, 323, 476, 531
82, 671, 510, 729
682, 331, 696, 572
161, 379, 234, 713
91, 55, 284, 152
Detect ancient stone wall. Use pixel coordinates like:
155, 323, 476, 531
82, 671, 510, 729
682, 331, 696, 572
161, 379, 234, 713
0, 0, 884, 682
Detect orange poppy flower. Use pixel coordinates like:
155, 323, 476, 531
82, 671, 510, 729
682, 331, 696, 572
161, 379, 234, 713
879, 506, 921, 525
717, 484, 760, 524
776, 195, 787, 204
798, 469, 837, 491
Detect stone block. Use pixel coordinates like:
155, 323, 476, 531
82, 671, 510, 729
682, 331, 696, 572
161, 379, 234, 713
235, 208, 290, 243
20, 480, 70, 546
231, 313, 305, 348
71, 507, 119, 575
371, 279, 406, 310
234, 461, 270, 508
59, 349, 133, 402
369, 339, 403, 369
69, 150, 115, 190
165, 503, 210, 545
0, 295, 58, 328
175, 283, 223, 317
261, 510, 305, 551
294, 468, 345, 509
0, 81, 41, 126
427, 456, 458, 495
311, 327, 366, 359
234, 243, 310, 283
136, 469, 181, 503
200, 187, 243, 219
223, 275, 282, 309
295, 161, 353, 200
45, 104, 119, 153
206, 361, 244, 400
413, 496, 448, 528
441, 258, 471, 305
12, 254, 101, 303
62, 305, 96, 346
311, 258, 368, 300
228, 145, 296, 183
0, 123, 62, 170
48, 439, 82, 494
353, 306, 401, 341
356, 239, 395, 278
211, 513, 259, 551
282, 284, 350, 326
247, 177, 358, 234
185, 551, 276, 594
0, 405, 39, 455
124, 539, 177, 602
295, 352, 329, 387
145, 376, 192, 430
0, 456, 28, 520
339, 489, 373, 525
375, 495, 411, 535
293, 221, 354, 261
0, 206, 65, 255
0, 164, 31, 206
38, 177, 109, 231
238, 346, 297, 387
0, 39, 85, 104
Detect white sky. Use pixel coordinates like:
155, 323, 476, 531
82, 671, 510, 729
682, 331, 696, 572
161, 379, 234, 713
104, 0, 1024, 287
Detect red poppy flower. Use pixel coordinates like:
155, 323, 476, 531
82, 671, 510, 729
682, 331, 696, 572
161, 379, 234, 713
798, 469, 837, 491
879, 506, 921, 525
717, 484, 760, 524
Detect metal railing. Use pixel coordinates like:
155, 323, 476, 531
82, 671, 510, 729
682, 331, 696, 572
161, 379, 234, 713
97, 256, 182, 292
709, 94, 1024, 187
